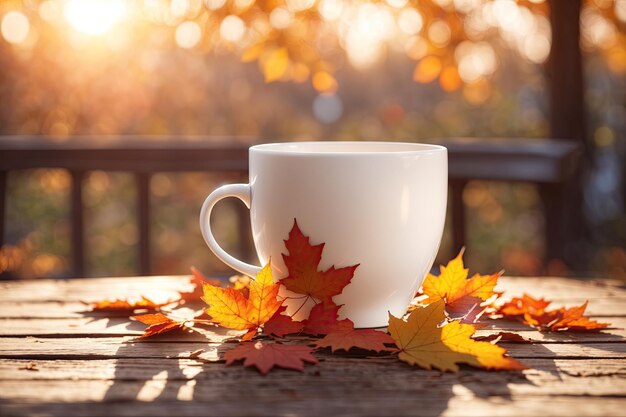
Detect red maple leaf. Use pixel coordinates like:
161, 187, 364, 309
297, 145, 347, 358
224, 341, 318, 375
303, 302, 354, 336
280, 220, 358, 304
312, 329, 396, 353
263, 306, 305, 337
131, 313, 188, 338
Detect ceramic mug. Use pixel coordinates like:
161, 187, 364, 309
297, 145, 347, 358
199, 141, 447, 328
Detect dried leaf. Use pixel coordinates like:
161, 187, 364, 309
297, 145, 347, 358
497, 295, 609, 332
263, 306, 305, 337
202, 263, 282, 339
90, 296, 166, 312
421, 249, 500, 313
524, 302, 609, 332
280, 220, 358, 304
388, 301, 527, 372
497, 294, 551, 317
303, 302, 354, 336
131, 313, 187, 338
313, 329, 396, 353
224, 341, 318, 375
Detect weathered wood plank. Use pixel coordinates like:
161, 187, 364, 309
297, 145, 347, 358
1, 358, 624, 381
495, 277, 626, 299
1, 361, 625, 417
0, 276, 200, 303
0, 317, 624, 343
0, 337, 625, 360
2, 396, 626, 417
0, 357, 624, 396
1, 276, 624, 303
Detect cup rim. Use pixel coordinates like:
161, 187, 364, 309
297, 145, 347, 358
250, 141, 447, 156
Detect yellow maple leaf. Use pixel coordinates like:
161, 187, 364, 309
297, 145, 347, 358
421, 249, 500, 312
202, 264, 282, 339
388, 300, 527, 372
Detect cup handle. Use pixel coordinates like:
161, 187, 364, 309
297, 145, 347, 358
199, 183, 262, 277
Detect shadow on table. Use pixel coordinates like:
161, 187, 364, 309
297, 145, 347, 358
96, 338, 568, 417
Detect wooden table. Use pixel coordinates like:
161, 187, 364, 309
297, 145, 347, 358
1, 275, 625, 416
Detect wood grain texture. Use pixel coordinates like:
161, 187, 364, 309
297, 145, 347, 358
0, 276, 624, 417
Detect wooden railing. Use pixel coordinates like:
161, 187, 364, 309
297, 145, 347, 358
0, 136, 580, 277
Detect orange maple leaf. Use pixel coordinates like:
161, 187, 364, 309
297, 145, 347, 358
524, 302, 609, 332
202, 263, 282, 340
90, 296, 167, 312
131, 313, 187, 338
496, 294, 609, 332
421, 249, 501, 313
313, 329, 396, 353
263, 306, 305, 337
224, 341, 318, 375
280, 220, 359, 304
303, 302, 354, 336
497, 294, 551, 317
388, 300, 527, 372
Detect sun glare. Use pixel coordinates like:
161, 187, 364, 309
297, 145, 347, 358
64, 0, 127, 36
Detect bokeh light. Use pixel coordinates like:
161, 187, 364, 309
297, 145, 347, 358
1, 11, 29, 44
64, 0, 128, 36
175, 20, 202, 48
0, 0, 624, 280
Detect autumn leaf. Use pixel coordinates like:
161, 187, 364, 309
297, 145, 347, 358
90, 296, 167, 312
313, 329, 396, 353
280, 219, 359, 304
224, 341, 318, 375
303, 302, 354, 336
131, 313, 187, 338
497, 294, 551, 317
524, 302, 609, 332
496, 295, 609, 332
388, 300, 527, 372
202, 263, 282, 340
263, 306, 305, 337
421, 249, 501, 313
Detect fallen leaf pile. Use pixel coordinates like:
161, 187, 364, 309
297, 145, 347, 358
88, 219, 612, 375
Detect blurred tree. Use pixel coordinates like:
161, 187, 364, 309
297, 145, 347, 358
0, 0, 624, 278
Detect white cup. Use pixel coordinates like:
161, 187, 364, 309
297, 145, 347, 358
200, 141, 447, 328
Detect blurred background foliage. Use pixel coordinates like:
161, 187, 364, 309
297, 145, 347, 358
0, 0, 624, 279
